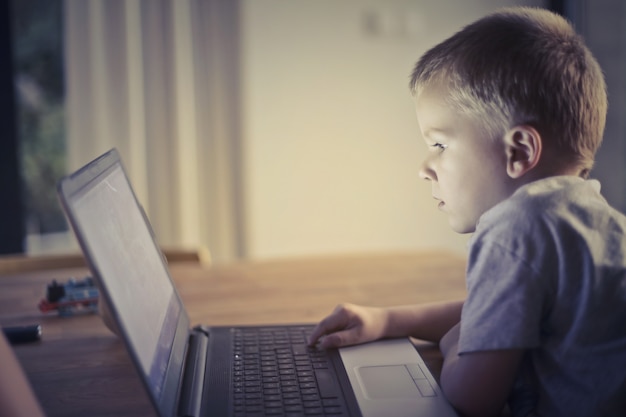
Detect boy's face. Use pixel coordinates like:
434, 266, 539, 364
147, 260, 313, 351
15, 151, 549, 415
415, 84, 516, 233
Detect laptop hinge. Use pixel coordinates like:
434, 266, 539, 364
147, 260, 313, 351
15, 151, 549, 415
177, 330, 209, 417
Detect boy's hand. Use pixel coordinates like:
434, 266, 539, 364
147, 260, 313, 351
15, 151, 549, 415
308, 303, 388, 349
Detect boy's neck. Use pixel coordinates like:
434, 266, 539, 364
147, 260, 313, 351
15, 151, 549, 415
530, 146, 587, 181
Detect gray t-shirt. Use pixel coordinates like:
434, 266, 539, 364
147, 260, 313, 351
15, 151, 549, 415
458, 176, 626, 417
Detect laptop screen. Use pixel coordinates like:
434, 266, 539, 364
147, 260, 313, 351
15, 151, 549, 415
65, 157, 182, 398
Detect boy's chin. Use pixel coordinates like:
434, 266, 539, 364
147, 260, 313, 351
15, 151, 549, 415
448, 218, 477, 234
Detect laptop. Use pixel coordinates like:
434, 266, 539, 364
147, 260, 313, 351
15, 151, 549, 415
57, 148, 458, 417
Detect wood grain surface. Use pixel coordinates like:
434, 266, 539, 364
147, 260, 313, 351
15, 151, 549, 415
0, 251, 467, 417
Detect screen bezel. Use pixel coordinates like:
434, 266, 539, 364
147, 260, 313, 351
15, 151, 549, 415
57, 148, 191, 417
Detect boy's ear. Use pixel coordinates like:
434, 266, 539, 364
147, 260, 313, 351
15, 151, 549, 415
504, 125, 542, 179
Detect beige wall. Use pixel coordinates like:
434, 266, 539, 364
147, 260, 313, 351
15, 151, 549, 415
240, 0, 543, 260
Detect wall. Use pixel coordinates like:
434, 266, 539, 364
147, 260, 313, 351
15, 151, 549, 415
581, 0, 626, 212
240, 0, 543, 260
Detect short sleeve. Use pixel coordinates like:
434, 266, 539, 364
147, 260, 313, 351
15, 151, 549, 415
458, 239, 549, 354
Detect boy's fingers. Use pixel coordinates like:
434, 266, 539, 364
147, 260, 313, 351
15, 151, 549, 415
308, 320, 338, 346
308, 310, 349, 346
307, 325, 325, 346
318, 329, 359, 349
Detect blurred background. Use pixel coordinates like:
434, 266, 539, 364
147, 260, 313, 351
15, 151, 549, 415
1, 0, 624, 263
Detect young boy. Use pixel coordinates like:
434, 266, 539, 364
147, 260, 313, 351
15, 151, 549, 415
308, 7, 626, 417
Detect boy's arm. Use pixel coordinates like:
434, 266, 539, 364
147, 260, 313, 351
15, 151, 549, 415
439, 324, 524, 417
308, 299, 464, 348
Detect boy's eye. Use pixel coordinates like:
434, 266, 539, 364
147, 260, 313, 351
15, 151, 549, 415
431, 143, 447, 151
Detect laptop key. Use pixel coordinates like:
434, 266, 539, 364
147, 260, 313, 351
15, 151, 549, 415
292, 344, 310, 355
325, 406, 345, 415
314, 369, 340, 399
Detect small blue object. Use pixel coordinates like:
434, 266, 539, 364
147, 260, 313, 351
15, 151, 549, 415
38, 276, 100, 316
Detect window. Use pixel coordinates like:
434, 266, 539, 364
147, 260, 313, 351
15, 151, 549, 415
12, 0, 70, 253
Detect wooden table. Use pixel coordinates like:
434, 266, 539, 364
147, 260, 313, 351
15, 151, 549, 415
0, 251, 467, 417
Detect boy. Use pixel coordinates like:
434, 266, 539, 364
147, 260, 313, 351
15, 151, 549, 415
308, 7, 626, 417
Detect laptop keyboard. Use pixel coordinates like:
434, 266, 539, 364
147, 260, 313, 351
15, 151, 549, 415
232, 326, 350, 416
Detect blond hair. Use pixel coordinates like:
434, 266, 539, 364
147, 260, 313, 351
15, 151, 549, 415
409, 7, 607, 173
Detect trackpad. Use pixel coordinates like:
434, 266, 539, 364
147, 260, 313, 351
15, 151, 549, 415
357, 365, 421, 399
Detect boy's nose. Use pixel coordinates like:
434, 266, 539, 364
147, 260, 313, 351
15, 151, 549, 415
419, 158, 435, 181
